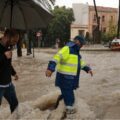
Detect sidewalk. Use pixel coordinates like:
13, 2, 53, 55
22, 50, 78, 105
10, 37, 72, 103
38, 44, 111, 54
81, 44, 110, 51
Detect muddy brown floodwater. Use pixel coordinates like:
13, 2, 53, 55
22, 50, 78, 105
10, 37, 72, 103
0, 49, 120, 120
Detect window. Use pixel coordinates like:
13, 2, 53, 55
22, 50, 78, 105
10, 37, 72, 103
98, 16, 101, 23
111, 16, 113, 21
93, 14, 96, 22
103, 27, 106, 33
78, 30, 84, 36
102, 16, 105, 22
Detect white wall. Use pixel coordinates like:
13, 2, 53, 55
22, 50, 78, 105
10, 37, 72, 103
72, 3, 89, 26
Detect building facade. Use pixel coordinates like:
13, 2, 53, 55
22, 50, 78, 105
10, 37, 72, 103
71, 3, 118, 39
71, 3, 89, 39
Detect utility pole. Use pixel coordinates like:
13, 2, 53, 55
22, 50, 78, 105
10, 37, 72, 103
93, 0, 101, 43
117, 0, 120, 38
93, 0, 100, 30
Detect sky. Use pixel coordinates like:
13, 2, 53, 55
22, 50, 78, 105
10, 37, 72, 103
55, 0, 119, 8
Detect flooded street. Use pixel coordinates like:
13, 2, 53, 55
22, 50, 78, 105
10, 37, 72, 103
0, 49, 120, 120
79, 51, 120, 119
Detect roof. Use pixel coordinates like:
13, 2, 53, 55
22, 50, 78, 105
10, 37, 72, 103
89, 6, 118, 13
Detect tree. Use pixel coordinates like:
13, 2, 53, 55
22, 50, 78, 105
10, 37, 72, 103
108, 20, 117, 36
45, 6, 75, 47
117, 0, 120, 38
93, 0, 101, 43
101, 20, 117, 43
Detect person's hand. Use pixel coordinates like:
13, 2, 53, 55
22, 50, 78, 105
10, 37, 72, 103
88, 70, 93, 77
14, 74, 19, 81
46, 70, 53, 77
4, 51, 12, 59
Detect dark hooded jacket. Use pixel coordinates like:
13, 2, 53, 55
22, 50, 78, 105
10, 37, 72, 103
47, 41, 91, 89
0, 42, 16, 85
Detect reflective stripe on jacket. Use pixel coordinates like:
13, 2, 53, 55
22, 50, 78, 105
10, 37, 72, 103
53, 46, 86, 76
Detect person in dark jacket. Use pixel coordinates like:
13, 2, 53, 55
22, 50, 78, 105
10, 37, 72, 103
46, 35, 93, 114
0, 29, 19, 113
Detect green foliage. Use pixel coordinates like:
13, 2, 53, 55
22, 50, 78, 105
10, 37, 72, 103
101, 20, 117, 43
45, 6, 75, 47
101, 32, 117, 43
108, 20, 117, 35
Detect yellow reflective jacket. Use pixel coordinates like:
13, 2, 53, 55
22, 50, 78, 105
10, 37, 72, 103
53, 46, 86, 76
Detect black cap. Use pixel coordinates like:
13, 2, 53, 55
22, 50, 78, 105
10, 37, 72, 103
74, 35, 85, 45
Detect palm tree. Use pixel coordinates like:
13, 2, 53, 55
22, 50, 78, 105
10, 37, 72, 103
93, 0, 100, 30
117, 0, 120, 38
93, 0, 101, 43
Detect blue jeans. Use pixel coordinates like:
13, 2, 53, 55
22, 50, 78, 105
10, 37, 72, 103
60, 87, 75, 106
0, 83, 18, 113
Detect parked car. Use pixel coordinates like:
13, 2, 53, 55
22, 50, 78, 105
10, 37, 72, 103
110, 38, 120, 50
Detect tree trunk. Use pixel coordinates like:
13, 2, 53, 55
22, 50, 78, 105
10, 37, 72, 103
93, 0, 101, 43
117, 0, 120, 38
